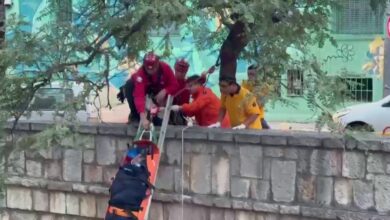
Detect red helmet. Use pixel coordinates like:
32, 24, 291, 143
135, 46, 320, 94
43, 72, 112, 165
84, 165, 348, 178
143, 52, 159, 71
174, 58, 189, 73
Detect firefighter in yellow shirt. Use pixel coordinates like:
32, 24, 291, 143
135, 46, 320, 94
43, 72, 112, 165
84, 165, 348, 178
208, 76, 262, 130
241, 64, 270, 129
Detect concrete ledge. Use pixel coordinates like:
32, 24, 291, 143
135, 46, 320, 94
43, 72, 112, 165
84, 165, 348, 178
5, 121, 390, 153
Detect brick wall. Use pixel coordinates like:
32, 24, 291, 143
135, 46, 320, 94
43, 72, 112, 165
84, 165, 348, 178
1, 122, 390, 220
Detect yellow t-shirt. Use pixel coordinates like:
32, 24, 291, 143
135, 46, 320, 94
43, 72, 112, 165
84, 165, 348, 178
241, 80, 265, 119
221, 87, 262, 129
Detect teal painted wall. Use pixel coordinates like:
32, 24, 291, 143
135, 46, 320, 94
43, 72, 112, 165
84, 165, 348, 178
6, 1, 385, 123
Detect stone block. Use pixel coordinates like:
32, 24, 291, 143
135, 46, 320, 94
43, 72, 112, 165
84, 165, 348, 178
192, 195, 213, 206
264, 147, 284, 157
9, 212, 38, 220
73, 183, 88, 193
297, 149, 311, 174
83, 150, 95, 163
32, 190, 49, 211
89, 186, 109, 195
165, 203, 208, 220
263, 158, 271, 180
213, 197, 232, 208
156, 166, 174, 191
7, 187, 32, 210
184, 142, 216, 154
208, 130, 234, 142
150, 202, 164, 220
280, 205, 300, 215
84, 165, 103, 183
235, 211, 256, 220
231, 156, 240, 176
174, 167, 190, 193
251, 180, 270, 201
224, 210, 235, 220
231, 177, 250, 198
235, 132, 261, 144
352, 180, 374, 210
26, 160, 42, 178
96, 136, 116, 165
103, 167, 118, 185
240, 146, 263, 178
271, 160, 296, 202
40, 214, 55, 220
232, 200, 252, 210
387, 164, 390, 174
284, 148, 298, 159
63, 149, 82, 181
50, 192, 66, 214
298, 175, 316, 203
166, 141, 181, 165
210, 209, 224, 220
301, 207, 337, 219
98, 124, 127, 135
44, 161, 62, 180
253, 202, 279, 213
211, 156, 230, 196
310, 150, 341, 176
367, 153, 385, 174
190, 155, 211, 194
47, 181, 72, 192
261, 135, 287, 146
316, 177, 333, 206
80, 195, 97, 217
334, 179, 352, 206
97, 197, 109, 218
66, 194, 80, 215
7, 151, 25, 175
375, 175, 390, 213
342, 152, 365, 178
323, 137, 345, 149
288, 135, 322, 147
178, 127, 208, 140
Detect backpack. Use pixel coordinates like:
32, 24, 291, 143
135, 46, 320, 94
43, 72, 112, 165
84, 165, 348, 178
108, 145, 154, 214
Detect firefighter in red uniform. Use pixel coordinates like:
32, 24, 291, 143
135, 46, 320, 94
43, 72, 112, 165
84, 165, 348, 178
117, 52, 178, 129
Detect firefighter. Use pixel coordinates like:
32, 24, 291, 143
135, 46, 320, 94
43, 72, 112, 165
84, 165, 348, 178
170, 75, 230, 127
117, 52, 179, 129
208, 76, 262, 130
241, 64, 270, 129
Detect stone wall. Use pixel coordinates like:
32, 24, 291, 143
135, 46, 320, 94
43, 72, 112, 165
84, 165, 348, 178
1, 122, 390, 220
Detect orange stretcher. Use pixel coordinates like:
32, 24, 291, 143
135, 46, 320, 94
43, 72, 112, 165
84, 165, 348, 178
105, 95, 173, 220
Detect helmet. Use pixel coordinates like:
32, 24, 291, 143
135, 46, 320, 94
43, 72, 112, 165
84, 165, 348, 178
174, 58, 189, 73
143, 52, 159, 71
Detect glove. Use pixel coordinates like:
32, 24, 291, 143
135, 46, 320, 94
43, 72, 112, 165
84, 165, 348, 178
232, 124, 246, 130
208, 122, 221, 128
170, 105, 181, 112
117, 89, 125, 103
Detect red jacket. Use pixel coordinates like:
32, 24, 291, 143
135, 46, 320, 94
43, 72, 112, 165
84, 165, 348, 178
182, 86, 230, 127
132, 62, 178, 113
173, 79, 190, 106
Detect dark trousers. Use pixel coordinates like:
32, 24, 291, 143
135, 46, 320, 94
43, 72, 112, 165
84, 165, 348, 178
261, 118, 270, 129
105, 212, 136, 220
122, 79, 162, 126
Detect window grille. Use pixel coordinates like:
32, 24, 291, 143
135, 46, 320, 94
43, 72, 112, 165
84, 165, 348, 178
343, 77, 373, 102
333, 0, 384, 34
287, 69, 304, 96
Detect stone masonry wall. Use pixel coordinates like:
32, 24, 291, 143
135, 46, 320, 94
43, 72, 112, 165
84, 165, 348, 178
1, 122, 390, 220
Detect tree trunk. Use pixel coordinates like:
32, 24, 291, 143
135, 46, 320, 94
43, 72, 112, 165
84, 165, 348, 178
218, 21, 249, 82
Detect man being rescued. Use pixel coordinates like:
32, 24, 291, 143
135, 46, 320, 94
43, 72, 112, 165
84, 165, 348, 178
170, 75, 230, 128
209, 75, 262, 130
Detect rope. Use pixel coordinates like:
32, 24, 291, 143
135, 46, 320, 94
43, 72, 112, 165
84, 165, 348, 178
180, 117, 193, 220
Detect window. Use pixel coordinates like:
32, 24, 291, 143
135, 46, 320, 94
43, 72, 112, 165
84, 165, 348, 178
343, 77, 373, 102
287, 69, 304, 96
30, 88, 74, 111
333, 0, 384, 34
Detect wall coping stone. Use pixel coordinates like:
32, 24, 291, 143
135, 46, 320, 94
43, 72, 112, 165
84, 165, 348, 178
5, 121, 390, 153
